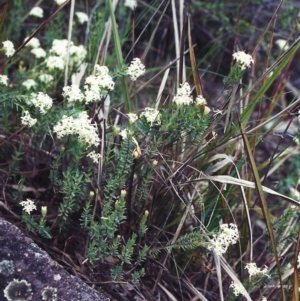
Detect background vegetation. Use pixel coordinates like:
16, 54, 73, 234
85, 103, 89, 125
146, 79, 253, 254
1, 0, 300, 300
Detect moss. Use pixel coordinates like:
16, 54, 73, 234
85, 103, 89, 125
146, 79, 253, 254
41, 286, 57, 301
0, 260, 14, 276
3, 279, 32, 301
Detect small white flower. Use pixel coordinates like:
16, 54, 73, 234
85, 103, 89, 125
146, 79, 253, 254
124, 0, 137, 10
22, 79, 37, 90
21, 111, 37, 127
45, 56, 65, 70
245, 262, 269, 279
54, 0, 66, 5
127, 113, 138, 124
31, 47, 46, 58
140, 107, 161, 126
69, 44, 87, 65
20, 199, 37, 214
127, 58, 145, 81
230, 281, 246, 297
76, 12, 89, 24
30, 92, 53, 114
0, 75, 8, 86
29, 7, 44, 18
119, 129, 128, 139
275, 39, 289, 51
87, 150, 102, 163
38, 74, 54, 83
261, 297, 267, 301
195, 95, 207, 105
2, 40, 15, 57
173, 82, 193, 105
24, 37, 40, 48
62, 85, 85, 103
232, 51, 254, 70
297, 251, 300, 267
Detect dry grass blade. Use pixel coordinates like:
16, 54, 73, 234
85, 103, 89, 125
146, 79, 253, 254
239, 122, 286, 301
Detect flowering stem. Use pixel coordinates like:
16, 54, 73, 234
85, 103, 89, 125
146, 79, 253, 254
108, 0, 131, 112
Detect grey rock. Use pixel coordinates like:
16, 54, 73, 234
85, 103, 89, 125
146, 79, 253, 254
0, 218, 111, 301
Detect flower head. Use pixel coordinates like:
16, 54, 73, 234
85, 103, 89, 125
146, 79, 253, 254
87, 150, 102, 163
124, 0, 137, 10
232, 51, 254, 70
245, 262, 269, 279
30, 92, 53, 114
53, 111, 100, 148
127, 58, 145, 81
275, 39, 289, 51
20, 199, 37, 214
22, 79, 37, 90
127, 113, 138, 124
45, 56, 65, 70
208, 223, 239, 255
31, 47, 46, 58
230, 281, 246, 297
54, 0, 66, 5
140, 107, 161, 126
76, 12, 89, 24
195, 95, 207, 105
2, 40, 15, 57
173, 82, 193, 105
24, 37, 40, 48
38, 74, 54, 84
0, 75, 8, 86
21, 110, 37, 127
84, 65, 114, 103
29, 6, 44, 18
62, 85, 85, 103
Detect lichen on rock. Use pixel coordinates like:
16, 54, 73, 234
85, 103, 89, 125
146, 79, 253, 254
3, 279, 33, 301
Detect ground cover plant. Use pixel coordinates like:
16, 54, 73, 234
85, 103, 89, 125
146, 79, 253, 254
1, 0, 300, 300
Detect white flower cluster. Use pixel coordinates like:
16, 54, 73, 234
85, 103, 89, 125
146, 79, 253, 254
2, 40, 15, 57
127, 58, 145, 81
87, 150, 102, 163
24, 37, 40, 48
22, 79, 37, 90
195, 95, 207, 105
76, 12, 89, 24
20, 199, 37, 214
232, 51, 254, 70
45, 56, 65, 70
230, 281, 246, 297
54, 0, 66, 5
50, 39, 87, 66
30, 92, 53, 114
53, 111, 100, 148
24, 37, 46, 58
29, 7, 43, 18
173, 82, 193, 105
140, 107, 161, 126
38, 74, 54, 84
208, 223, 239, 256
0, 75, 8, 86
62, 85, 85, 103
245, 262, 269, 279
21, 111, 37, 127
124, 0, 137, 10
127, 113, 138, 124
84, 65, 114, 103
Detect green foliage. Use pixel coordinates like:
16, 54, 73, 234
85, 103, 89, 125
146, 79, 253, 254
57, 163, 91, 228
